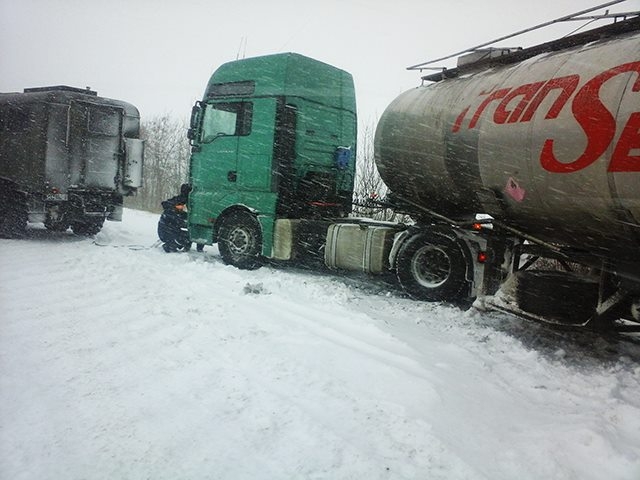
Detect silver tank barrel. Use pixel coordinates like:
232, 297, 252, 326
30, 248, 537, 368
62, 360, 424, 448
375, 29, 640, 261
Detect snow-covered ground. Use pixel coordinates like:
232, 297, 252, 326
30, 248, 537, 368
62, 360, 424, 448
1, 209, 639, 480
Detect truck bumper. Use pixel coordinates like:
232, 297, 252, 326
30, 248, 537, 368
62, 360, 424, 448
26, 190, 123, 224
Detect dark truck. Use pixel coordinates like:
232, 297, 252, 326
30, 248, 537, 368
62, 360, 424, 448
0, 85, 144, 236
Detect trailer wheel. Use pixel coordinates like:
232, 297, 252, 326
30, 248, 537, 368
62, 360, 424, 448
71, 218, 104, 236
44, 221, 68, 232
395, 231, 469, 302
218, 211, 263, 270
0, 202, 28, 238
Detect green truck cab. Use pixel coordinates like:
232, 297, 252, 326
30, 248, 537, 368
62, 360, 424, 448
187, 53, 356, 268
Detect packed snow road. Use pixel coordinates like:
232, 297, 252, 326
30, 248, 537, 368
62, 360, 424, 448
1, 209, 639, 480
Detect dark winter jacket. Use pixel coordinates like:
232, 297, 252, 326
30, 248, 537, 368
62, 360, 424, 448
157, 185, 191, 250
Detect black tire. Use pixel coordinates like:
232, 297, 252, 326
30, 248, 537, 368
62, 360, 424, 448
395, 231, 469, 302
217, 211, 263, 270
71, 218, 104, 236
0, 202, 28, 238
44, 220, 68, 232
516, 270, 598, 322
163, 242, 177, 253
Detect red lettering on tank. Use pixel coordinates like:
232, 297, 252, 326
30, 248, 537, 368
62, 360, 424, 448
541, 62, 640, 173
609, 112, 640, 172
449, 62, 640, 173
457, 77, 578, 130
468, 88, 510, 129
452, 106, 470, 133
493, 81, 545, 124
521, 75, 579, 122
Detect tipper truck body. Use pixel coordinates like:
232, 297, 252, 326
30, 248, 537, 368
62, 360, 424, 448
0, 86, 144, 236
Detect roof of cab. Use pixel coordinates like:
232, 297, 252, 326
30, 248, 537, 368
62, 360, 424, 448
203, 53, 356, 113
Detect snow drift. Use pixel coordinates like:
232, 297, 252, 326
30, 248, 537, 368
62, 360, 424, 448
1, 209, 639, 479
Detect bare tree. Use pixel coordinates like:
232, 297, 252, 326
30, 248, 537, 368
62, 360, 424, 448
352, 122, 408, 222
125, 114, 190, 213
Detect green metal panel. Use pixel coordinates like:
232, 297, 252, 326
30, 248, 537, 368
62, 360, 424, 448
203, 53, 356, 114
189, 52, 357, 258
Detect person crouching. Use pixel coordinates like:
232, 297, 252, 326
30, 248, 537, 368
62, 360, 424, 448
158, 184, 191, 252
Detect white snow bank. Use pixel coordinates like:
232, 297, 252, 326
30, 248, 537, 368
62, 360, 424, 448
1, 209, 639, 479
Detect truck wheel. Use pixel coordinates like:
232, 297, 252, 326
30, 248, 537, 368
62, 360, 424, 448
71, 218, 104, 236
0, 202, 28, 238
218, 211, 263, 270
395, 231, 469, 302
45, 220, 68, 232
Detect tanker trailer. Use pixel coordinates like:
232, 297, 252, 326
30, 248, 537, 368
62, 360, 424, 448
374, 18, 640, 330
0, 86, 144, 237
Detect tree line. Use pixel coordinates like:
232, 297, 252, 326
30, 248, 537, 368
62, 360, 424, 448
124, 115, 190, 213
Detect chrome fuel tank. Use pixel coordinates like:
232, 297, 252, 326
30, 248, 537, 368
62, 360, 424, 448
375, 29, 640, 261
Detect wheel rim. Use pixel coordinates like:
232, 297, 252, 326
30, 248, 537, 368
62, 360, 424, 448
411, 245, 451, 288
227, 226, 253, 256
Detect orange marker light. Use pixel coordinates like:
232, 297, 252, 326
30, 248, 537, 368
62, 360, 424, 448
477, 251, 488, 263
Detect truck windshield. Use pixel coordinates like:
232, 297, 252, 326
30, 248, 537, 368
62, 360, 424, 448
201, 102, 252, 142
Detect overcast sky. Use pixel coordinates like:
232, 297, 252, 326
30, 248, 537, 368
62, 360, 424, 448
1, 0, 637, 125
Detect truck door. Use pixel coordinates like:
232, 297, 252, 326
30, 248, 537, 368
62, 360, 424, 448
190, 98, 277, 221
69, 101, 123, 189
236, 98, 277, 192
190, 101, 246, 222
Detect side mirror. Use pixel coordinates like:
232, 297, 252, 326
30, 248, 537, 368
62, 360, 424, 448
188, 102, 202, 141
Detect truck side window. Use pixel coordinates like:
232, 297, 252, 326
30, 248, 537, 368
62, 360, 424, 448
201, 102, 252, 142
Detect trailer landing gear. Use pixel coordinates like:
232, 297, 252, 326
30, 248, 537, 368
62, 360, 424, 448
484, 266, 640, 333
